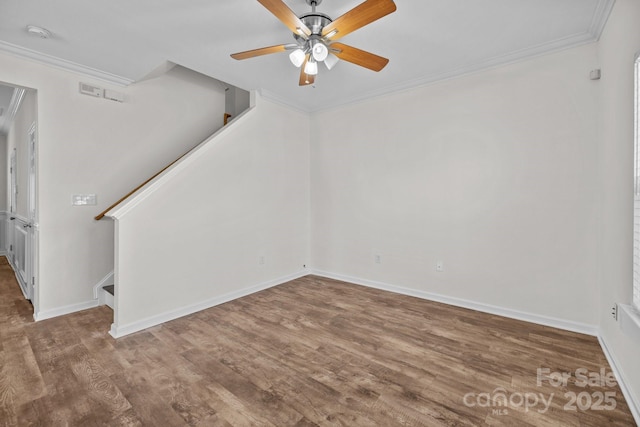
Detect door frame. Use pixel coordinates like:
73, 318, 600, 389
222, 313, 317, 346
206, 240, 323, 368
1, 84, 39, 314
27, 121, 38, 311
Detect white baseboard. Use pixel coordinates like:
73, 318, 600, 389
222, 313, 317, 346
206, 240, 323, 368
598, 335, 640, 425
310, 270, 639, 422
34, 299, 100, 321
93, 271, 114, 300
310, 269, 598, 336
109, 269, 310, 338
28, 271, 112, 320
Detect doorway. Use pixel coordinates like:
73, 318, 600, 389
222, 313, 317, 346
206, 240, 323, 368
0, 82, 38, 312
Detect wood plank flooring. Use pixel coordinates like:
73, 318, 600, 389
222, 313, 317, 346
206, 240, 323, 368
0, 259, 636, 426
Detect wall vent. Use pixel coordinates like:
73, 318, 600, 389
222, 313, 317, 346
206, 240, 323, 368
79, 83, 103, 98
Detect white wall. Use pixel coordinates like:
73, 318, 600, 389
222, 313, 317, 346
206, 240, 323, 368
311, 43, 601, 328
110, 96, 310, 333
225, 86, 251, 120
0, 51, 226, 316
597, 0, 640, 416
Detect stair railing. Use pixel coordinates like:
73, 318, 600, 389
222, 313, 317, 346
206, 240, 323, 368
95, 112, 232, 221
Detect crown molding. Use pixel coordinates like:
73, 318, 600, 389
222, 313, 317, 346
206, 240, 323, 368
589, 0, 616, 41
258, 88, 311, 114
313, 30, 601, 113
0, 0, 615, 112
8, 87, 26, 119
0, 40, 134, 87
312, 0, 615, 113
0, 86, 25, 135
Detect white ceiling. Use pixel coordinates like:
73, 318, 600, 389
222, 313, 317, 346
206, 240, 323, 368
0, 0, 613, 112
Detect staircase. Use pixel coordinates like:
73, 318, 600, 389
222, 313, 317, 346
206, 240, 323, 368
95, 94, 308, 338
101, 285, 114, 309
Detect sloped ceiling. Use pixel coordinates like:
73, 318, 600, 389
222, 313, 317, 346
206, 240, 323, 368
0, 0, 614, 112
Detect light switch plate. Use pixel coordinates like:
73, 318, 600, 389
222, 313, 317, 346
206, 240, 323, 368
72, 194, 97, 206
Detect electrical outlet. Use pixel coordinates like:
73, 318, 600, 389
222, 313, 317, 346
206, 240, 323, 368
436, 260, 444, 272
259, 255, 265, 265
612, 303, 618, 321
374, 254, 381, 264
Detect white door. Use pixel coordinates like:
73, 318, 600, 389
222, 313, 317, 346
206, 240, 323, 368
8, 146, 30, 299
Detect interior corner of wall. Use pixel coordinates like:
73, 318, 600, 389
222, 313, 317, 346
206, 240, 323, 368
135, 60, 178, 83
250, 90, 259, 108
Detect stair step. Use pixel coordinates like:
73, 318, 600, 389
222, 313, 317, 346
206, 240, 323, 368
103, 285, 114, 296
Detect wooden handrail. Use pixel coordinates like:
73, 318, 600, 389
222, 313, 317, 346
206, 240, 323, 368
94, 156, 183, 220
95, 112, 233, 221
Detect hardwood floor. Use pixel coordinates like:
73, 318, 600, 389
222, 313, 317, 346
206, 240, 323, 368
0, 260, 635, 426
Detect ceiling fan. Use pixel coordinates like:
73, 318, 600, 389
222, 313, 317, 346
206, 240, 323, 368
231, 0, 397, 86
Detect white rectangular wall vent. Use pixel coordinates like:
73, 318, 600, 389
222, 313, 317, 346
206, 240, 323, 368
79, 83, 103, 98
103, 89, 124, 103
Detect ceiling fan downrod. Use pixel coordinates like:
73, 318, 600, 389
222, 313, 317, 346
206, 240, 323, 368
307, 0, 322, 13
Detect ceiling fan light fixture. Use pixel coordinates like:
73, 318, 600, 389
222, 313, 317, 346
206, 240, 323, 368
311, 42, 328, 62
289, 49, 306, 67
324, 53, 340, 70
230, 0, 397, 86
304, 59, 318, 75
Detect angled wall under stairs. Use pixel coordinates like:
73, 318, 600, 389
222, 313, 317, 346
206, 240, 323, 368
105, 94, 311, 337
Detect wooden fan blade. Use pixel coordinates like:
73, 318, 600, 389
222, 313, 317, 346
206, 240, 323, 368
258, 0, 311, 37
299, 70, 315, 86
231, 44, 288, 60
321, 0, 396, 41
331, 42, 389, 71
299, 56, 315, 86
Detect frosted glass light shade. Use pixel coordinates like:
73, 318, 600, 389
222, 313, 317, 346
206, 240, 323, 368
312, 42, 328, 62
289, 49, 306, 68
304, 60, 318, 75
324, 53, 340, 70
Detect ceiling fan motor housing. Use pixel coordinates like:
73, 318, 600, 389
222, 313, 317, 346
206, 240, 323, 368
296, 13, 332, 39
293, 12, 333, 64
